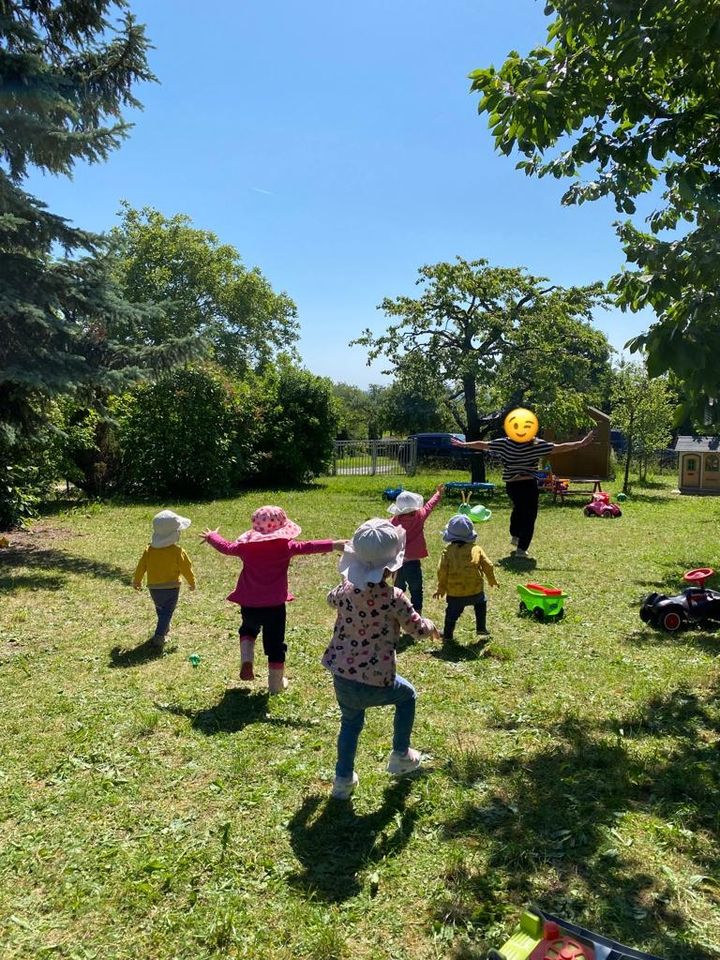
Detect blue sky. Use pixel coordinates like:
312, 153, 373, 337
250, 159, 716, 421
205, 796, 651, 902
27, 0, 651, 386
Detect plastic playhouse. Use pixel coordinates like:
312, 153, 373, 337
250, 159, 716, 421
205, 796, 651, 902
488, 906, 665, 960
517, 582, 567, 621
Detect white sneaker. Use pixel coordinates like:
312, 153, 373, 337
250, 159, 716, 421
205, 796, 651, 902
514, 548, 532, 559
387, 747, 423, 776
331, 772, 359, 799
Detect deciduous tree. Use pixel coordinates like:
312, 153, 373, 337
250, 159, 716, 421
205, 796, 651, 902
470, 0, 720, 421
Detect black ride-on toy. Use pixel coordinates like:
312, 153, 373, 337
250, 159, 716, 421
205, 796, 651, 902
640, 568, 720, 633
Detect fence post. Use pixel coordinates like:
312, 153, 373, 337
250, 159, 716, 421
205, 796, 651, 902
370, 440, 378, 475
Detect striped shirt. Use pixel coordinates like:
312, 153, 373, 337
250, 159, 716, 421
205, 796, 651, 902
488, 437, 555, 482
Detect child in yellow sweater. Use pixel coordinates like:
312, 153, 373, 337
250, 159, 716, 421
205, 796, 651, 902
433, 514, 498, 641
133, 510, 196, 652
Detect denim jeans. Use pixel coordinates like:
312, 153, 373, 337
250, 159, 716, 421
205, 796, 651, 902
395, 559, 423, 612
149, 587, 179, 639
443, 592, 487, 639
332, 673, 417, 778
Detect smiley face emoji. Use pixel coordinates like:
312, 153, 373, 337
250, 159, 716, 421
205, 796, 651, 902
504, 407, 539, 443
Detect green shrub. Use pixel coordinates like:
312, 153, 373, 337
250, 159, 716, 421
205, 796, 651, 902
116, 367, 242, 498
250, 364, 339, 484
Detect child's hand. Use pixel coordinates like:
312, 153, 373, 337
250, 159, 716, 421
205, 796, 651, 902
189, 584, 197, 591
432, 590, 443, 599
436, 483, 445, 495
490, 579, 499, 588
200, 527, 219, 542
333, 540, 349, 551
133, 584, 142, 592
430, 626, 442, 641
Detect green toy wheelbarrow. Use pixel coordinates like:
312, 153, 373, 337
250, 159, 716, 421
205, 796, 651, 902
517, 582, 567, 621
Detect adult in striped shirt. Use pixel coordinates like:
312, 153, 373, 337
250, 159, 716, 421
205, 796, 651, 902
451, 428, 595, 558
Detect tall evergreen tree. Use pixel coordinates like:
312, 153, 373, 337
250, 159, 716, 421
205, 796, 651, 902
0, 1, 161, 431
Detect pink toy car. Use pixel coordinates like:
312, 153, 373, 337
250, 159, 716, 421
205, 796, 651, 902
584, 491, 622, 518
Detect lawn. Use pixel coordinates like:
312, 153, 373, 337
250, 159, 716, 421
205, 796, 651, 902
1, 473, 719, 960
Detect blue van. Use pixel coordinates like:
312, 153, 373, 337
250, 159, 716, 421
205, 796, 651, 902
409, 433, 466, 460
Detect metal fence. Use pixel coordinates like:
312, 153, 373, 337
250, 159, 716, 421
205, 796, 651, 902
330, 439, 417, 477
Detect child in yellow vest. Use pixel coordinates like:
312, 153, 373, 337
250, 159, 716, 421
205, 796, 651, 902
433, 514, 498, 641
133, 510, 196, 652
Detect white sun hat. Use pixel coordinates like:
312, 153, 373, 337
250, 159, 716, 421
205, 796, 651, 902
387, 491, 424, 516
151, 510, 191, 548
339, 518, 406, 587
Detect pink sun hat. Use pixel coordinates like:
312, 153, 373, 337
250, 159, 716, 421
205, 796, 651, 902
236, 505, 301, 543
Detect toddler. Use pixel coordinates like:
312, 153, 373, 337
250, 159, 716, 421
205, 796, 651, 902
133, 510, 196, 653
388, 483, 444, 612
323, 518, 440, 799
434, 514, 498, 641
201, 506, 345, 694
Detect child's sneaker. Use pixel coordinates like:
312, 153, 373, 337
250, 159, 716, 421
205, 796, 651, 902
331, 772, 359, 799
387, 747, 423, 776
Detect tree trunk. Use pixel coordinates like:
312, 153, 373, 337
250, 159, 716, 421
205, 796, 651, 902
623, 413, 634, 494
463, 373, 486, 483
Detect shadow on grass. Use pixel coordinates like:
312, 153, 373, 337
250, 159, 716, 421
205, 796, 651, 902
625, 624, 720, 657
1, 544, 127, 590
430, 638, 489, 662
440, 685, 720, 960
496, 555, 538, 573
158, 688, 310, 734
287, 778, 418, 902
109, 638, 164, 668
632, 560, 720, 594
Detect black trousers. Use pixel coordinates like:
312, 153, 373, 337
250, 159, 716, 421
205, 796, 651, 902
505, 478, 540, 551
443, 593, 487, 639
239, 604, 287, 663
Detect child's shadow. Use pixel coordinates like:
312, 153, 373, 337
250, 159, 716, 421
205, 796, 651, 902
430, 638, 488, 662
158, 688, 309, 735
109, 638, 165, 668
287, 779, 418, 902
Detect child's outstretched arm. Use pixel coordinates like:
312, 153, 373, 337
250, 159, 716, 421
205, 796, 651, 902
420, 483, 445, 520
393, 592, 441, 642
132, 550, 148, 591
200, 528, 246, 557
289, 538, 347, 556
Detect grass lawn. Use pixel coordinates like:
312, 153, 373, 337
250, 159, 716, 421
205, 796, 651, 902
1, 473, 719, 960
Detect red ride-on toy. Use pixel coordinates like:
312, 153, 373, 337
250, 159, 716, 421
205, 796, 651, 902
584, 491, 622, 518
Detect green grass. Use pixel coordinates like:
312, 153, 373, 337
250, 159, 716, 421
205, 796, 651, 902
1, 474, 719, 959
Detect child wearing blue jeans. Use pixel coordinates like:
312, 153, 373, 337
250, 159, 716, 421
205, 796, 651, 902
322, 518, 440, 799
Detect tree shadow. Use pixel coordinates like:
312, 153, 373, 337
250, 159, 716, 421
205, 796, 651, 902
287, 779, 418, 902
1, 543, 127, 590
109, 638, 164, 668
158, 688, 310, 735
440, 685, 720, 959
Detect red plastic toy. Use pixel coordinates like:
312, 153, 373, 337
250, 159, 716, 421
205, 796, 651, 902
583, 491, 622, 518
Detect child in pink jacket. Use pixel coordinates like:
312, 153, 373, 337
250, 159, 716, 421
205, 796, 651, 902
388, 484, 444, 613
201, 506, 345, 693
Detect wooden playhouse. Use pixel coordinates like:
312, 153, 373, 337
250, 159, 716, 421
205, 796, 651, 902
674, 436, 720, 494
